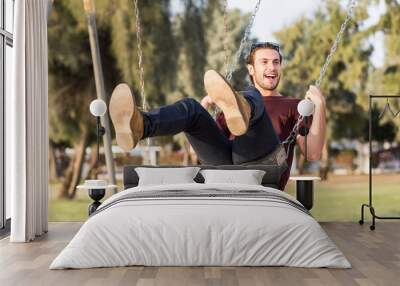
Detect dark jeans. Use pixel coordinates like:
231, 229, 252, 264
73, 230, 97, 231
142, 87, 280, 165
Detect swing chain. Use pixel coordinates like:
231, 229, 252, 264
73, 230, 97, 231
214, 0, 262, 118
133, 0, 152, 154
225, 0, 262, 82
222, 0, 229, 76
315, 0, 358, 87
282, 115, 304, 159
133, 0, 147, 112
283, 0, 357, 152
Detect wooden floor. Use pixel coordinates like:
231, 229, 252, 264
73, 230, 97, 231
0, 222, 399, 286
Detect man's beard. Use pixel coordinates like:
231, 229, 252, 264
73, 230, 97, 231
254, 73, 281, 91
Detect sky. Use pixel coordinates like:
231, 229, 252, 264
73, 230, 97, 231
171, 0, 387, 67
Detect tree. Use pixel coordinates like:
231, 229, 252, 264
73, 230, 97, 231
48, 0, 118, 198
203, 0, 251, 90
169, 0, 251, 104
367, 1, 400, 142
379, 0, 400, 94
109, 0, 177, 108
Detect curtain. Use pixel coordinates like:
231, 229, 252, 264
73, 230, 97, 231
8, 0, 49, 242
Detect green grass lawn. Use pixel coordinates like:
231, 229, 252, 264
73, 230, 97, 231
286, 174, 400, 221
49, 174, 400, 222
48, 182, 116, 222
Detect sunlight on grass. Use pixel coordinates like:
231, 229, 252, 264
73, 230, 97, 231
49, 174, 400, 222
287, 174, 400, 221
49, 198, 92, 221
48, 182, 118, 222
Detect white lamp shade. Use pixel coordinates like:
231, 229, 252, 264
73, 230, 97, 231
90, 99, 107, 117
297, 99, 315, 117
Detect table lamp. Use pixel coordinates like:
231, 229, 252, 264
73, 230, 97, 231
89, 99, 107, 171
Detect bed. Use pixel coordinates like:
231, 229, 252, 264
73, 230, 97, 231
50, 165, 350, 269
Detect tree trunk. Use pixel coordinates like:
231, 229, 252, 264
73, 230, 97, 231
182, 147, 189, 166
85, 143, 99, 180
59, 128, 89, 199
189, 145, 199, 165
67, 129, 89, 199
59, 156, 75, 199
297, 153, 306, 175
57, 147, 69, 177
319, 138, 330, 180
182, 141, 193, 166
49, 141, 58, 182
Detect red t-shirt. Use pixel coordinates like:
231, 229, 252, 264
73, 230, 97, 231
216, 96, 310, 190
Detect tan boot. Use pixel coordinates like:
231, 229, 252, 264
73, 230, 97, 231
204, 70, 251, 136
109, 83, 144, 152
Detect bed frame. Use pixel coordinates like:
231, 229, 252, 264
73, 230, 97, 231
123, 164, 285, 190
122, 165, 318, 210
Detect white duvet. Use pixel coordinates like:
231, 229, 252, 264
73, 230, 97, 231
50, 183, 351, 269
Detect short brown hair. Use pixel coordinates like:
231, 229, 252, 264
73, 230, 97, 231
246, 42, 282, 65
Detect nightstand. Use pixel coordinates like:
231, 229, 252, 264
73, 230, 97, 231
289, 176, 320, 210
77, 184, 117, 216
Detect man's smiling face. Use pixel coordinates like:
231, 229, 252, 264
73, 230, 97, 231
247, 48, 282, 91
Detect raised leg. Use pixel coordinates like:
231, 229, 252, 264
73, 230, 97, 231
143, 98, 233, 165
232, 88, 280, 164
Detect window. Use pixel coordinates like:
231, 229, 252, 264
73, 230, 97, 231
0, 0, 14, 235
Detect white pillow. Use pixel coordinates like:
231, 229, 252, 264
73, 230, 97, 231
200, 169, 266, 185
135, 167, 201, 186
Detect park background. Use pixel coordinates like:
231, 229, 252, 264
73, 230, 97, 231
45, 0, 400, 222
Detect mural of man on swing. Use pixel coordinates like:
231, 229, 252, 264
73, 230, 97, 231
109, 41, 326, 190
106, 0, 363, 190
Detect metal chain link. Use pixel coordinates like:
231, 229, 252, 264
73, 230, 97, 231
225, 0, 262, 82
133, 0, 147, 112
315, 0, 357, 87
133, 0, 152, 155
211, 0, 231, 118
282, 115, 304, 159
283, 0, 358, 150
213, 0, 262, 118
222, 0, 229, 76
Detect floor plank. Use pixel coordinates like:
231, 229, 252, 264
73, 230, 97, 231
0, 222, 399, 286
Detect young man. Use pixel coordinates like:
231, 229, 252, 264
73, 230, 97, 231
210, 42, 326, 189
109, 42, 326, 190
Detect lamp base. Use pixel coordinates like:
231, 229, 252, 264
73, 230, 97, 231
296, 180, 314, 210
88, 188, 105, 216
